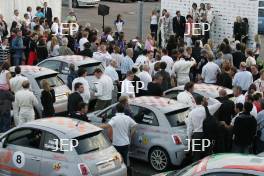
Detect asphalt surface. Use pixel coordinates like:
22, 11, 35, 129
62, 1, 160, 41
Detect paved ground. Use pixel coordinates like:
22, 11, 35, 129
62, 1, 160, 41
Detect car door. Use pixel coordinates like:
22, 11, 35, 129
40, 130, 74, 176
0, 128, 43, 176
130, 105, 159, 160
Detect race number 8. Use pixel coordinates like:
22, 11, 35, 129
12, 151, 25, 168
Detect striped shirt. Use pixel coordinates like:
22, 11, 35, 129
121, 56, 134, 75
0, 45, 10, 64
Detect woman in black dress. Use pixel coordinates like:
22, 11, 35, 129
41, 79, 56, 117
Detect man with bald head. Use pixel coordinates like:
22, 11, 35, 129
14, 80, 38, 125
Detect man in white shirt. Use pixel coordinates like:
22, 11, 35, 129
233, 86, 245, 104
172, 48, 196, 86
51, 17, 60, 35
233, 62, 253, 92
121, 71, 135, 99
79, 31, 89, 52
93, 44, 112, 67
161, 48, 174, 75
177, 82, 196, 109
186, 96, 221, 161
94, 68, 114, 110
105, 60, 119, 83
201, 54, 221, 84
10, 66, 28, 126
206, 3, 213, 25
26, 6, 33, 21
12, 10, 21, 28
72, 68, 91, 104
135, 50, 149, 66
138, 64, 152, 96
100, 103, 137, 165
15, 81, 38, 125
105, 60, 119, 103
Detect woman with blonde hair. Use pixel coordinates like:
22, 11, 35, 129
47, 36, 60, 57
145, 34, 155, 52
40, 79, 56, 117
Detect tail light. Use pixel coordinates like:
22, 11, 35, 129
172, 135, 182, 145
78, 163, 90, 176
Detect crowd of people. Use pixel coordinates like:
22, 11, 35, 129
0, 1, 263, 166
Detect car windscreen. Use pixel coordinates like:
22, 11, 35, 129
78, 62, 104, 76
73, 131, 111, 155
35, 74, 64, 89
165, 108, 189, 127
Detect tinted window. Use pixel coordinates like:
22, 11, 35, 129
61, 62, 69, 74
131, 106, 159, 126
6, 128, 42, 149
260, 1, 264, 8
74, 131, 110, 155
39, 60, 61, 72
36, 74, 64, 89
43, 132, 63, 153
259, 9, 264, 17
78, 62, 104, 76
166, 108, 189, 127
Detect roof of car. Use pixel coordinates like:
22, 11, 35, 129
166, 83, 233, 98
46, 55, 101, 66
194, 154, 264, 174
9, 65, 57, 78
129, 96, 190, 113
23, 117, 102, 138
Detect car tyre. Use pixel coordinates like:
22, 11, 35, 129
149, 147, 170, 171
72, 0, 79, 8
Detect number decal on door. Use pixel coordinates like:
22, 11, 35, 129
12, 151, 25, 168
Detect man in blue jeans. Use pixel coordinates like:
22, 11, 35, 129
11, 29, 24, 66
100, 103, 137, 165
0, 90, 14, 132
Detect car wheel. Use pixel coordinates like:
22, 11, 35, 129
72, 0, 79, 8
149, 147, 170, 171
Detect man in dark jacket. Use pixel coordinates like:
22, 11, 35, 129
232, 43, 246, 69
156, 62, 171, 92
233, 102, 257, 153
68, 82, 84, 116
0, 90, 14, 132
42, 2, 53, 25
79, 42, 93, 57
172, 11, 186, 39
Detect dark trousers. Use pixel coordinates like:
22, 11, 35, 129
232, 143, 251, 154
94, 99, 112, 111
114, 145, 129, 165
192, 132, 210, 162
150, 24, 158, 40
0, 111, 11, 133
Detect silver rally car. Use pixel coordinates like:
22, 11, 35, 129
37, 55, 104, 96
89, 96, 190, 171
10, 66, 71, 118
0, 117, 126, 176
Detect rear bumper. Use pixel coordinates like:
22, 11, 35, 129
102, 164, 127, 176
167, 145, 187, 166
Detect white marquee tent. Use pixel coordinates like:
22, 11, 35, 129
0, 0, 62, 27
